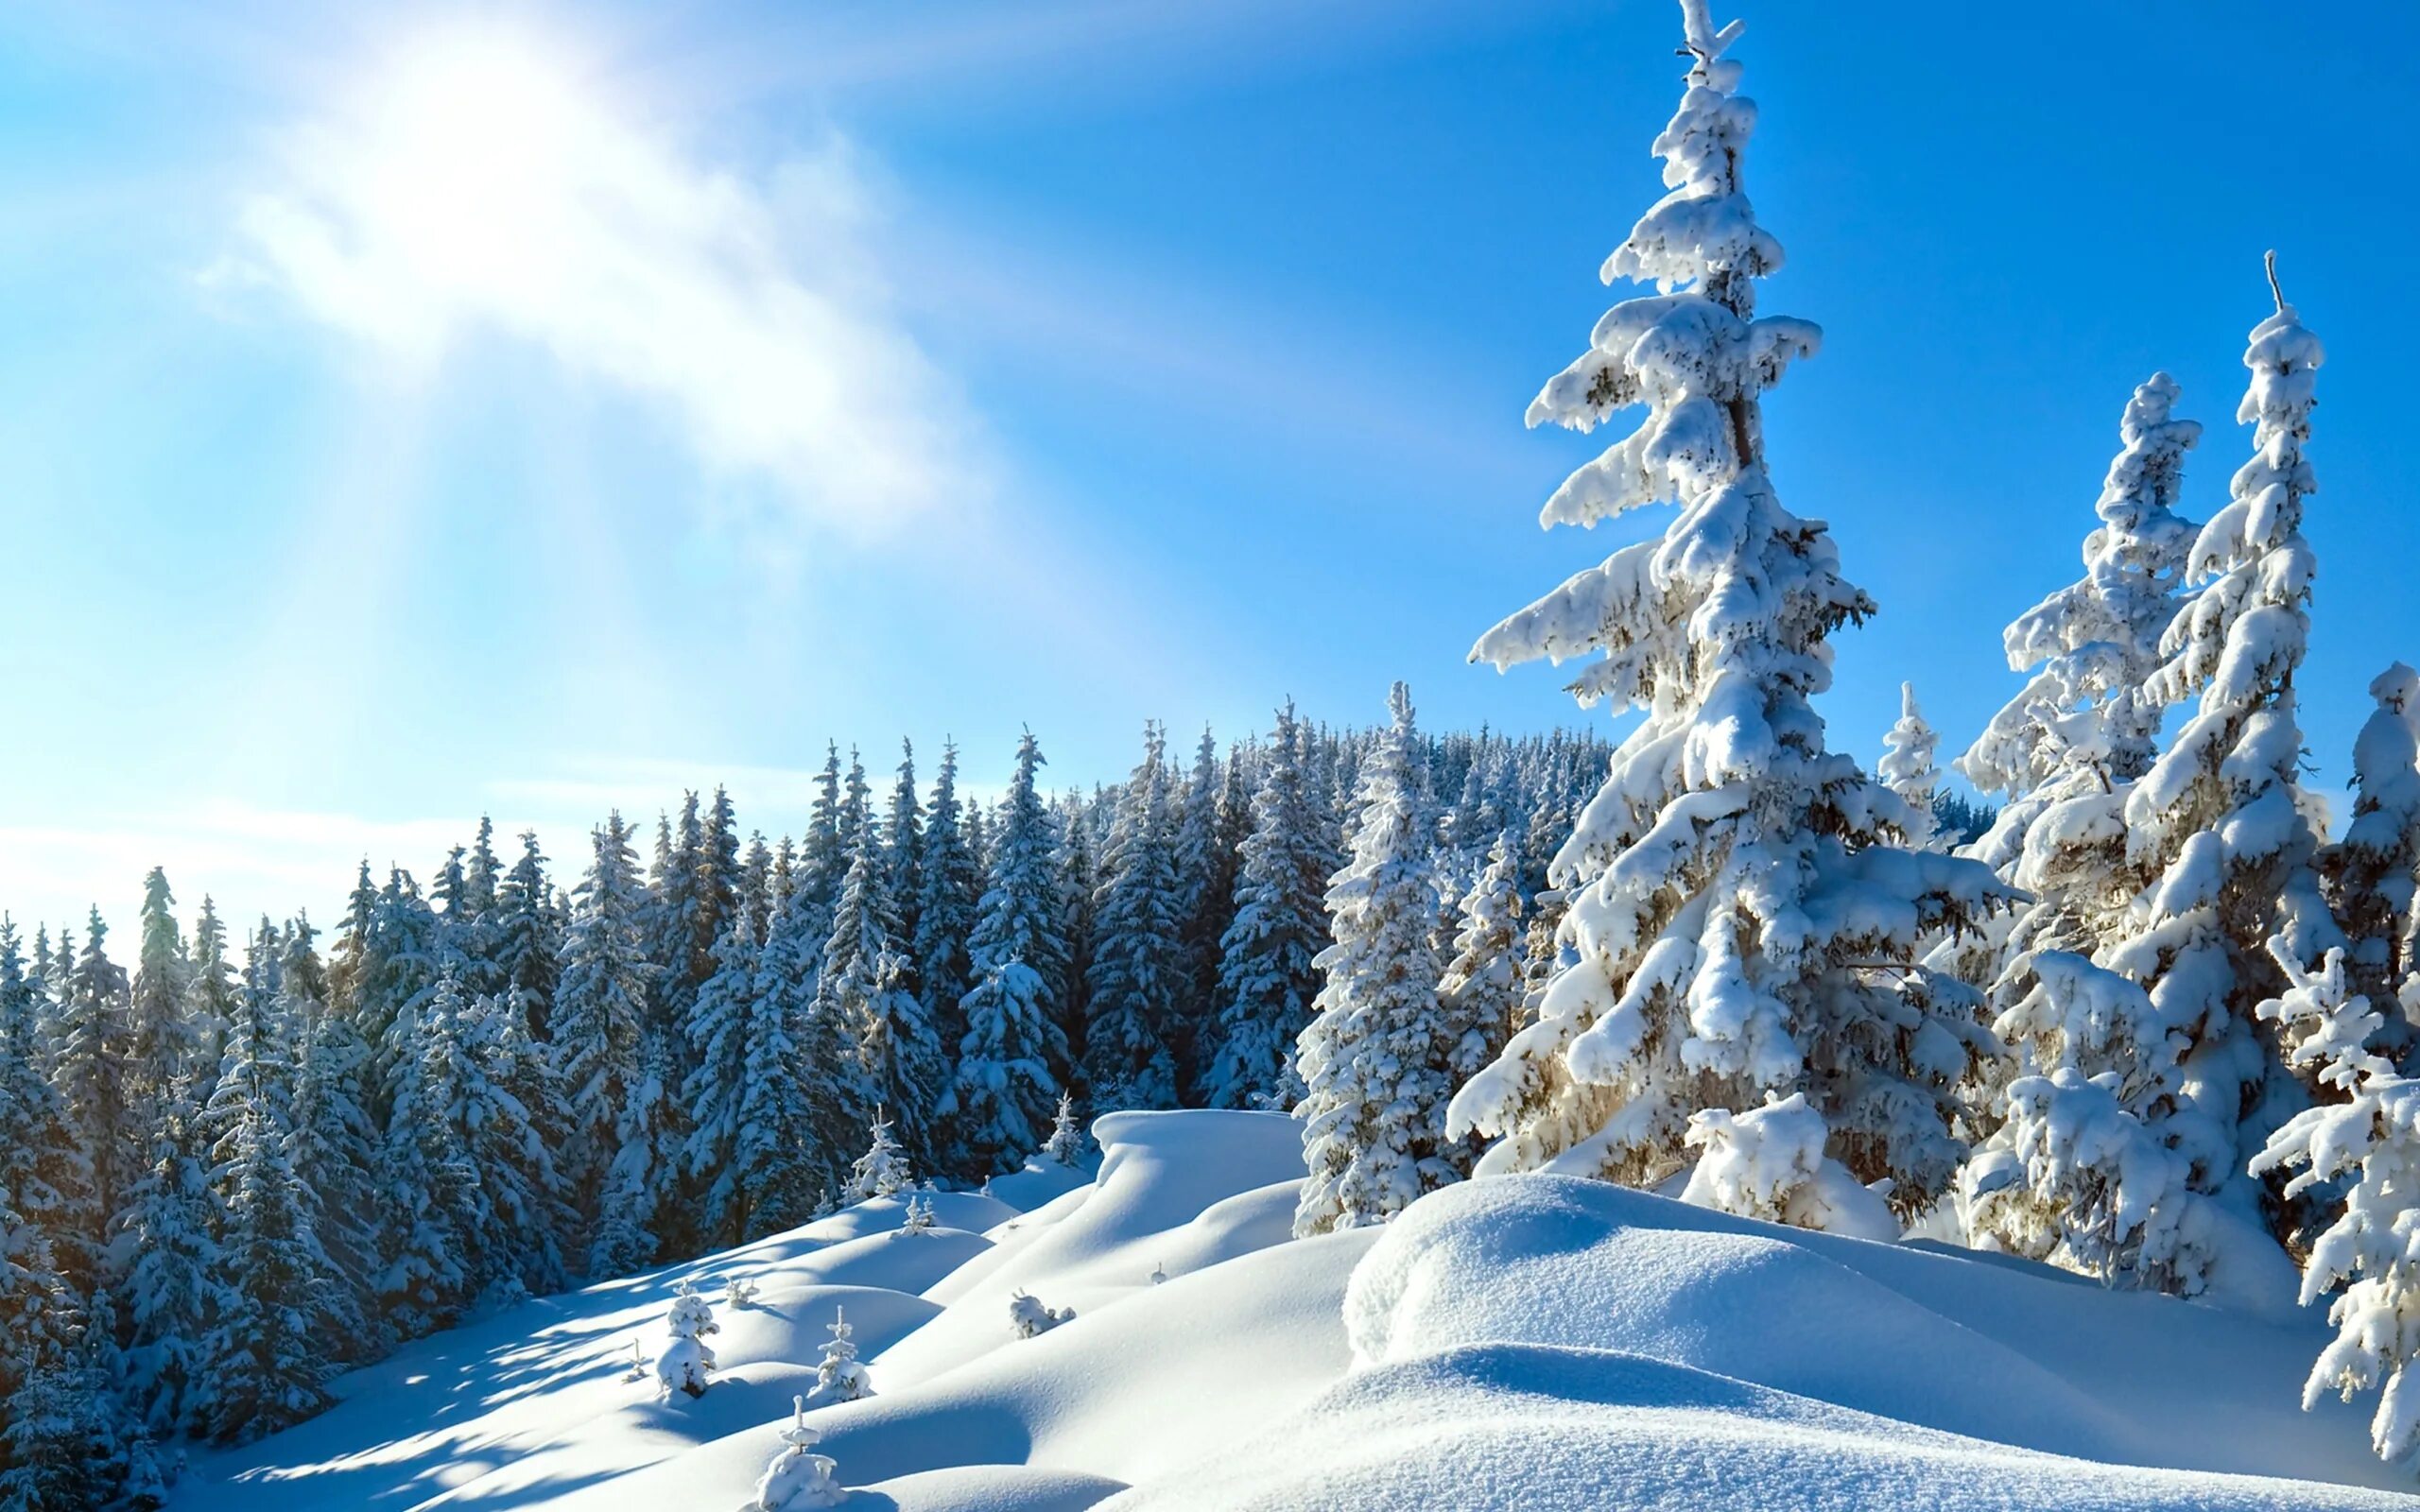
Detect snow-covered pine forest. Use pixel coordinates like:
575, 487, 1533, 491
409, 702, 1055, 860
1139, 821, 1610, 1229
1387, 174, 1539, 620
9, 1, 2420, 1508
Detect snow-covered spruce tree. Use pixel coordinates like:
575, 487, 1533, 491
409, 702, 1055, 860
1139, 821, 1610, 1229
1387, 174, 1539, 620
1051, 794, 1098, 1081
1934, 375, 2209, 1280
426, 979, 569, 1298
1203, 707, 1331, 1108
1085, 725, 1185, 1109
377, 972, 471, 1335
1173, 727, 1238, 1049
2249, 939, 2420, 1463
1042, 1091, 1086, 1166
1945, 372, 2200, 988
1443, 2, 2014, 1229
50, 909, 130, 1287
0, 919, 92, 1320
127, 867, 194, 1103
492, 830, 562, 1038
842, 1113, 912, 1204
915, 740, 984, 1082
818, 825, 942, 1165
1437, 833, 1527, 1103
2103, 259, 2336, 1231
803, 1304, 873, 1407
115, 1071, 219, 1435
886, 740, 925, 964
185, 896, 238, 1086
684, 907, 767, 1246
947, 730, 1072, 1174
195, 1036, 340, 1443
1876, 685, 1943, 851
1295, 684, 1457, 1237
555, 814, 658, 1272
2325, 663, 2420, 1039
654, 1280, 718, 1400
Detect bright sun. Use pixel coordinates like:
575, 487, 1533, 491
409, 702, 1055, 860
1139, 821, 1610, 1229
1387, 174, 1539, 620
353, 27, 595, 295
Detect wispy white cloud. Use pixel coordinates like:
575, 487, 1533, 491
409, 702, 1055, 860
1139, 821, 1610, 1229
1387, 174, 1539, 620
209, 22, 982, 540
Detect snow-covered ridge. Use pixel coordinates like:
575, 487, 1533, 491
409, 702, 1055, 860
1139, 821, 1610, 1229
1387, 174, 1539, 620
180, 1111, 2414, 1512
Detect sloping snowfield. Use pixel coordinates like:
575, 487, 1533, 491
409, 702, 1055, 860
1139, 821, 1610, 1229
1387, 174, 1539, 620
182, 1111, 2420, 1511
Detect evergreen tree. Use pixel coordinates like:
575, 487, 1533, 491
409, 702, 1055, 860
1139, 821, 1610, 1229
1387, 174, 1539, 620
0, 919, 90, 1323
1876, 684, 1943, 850
115, 1072, 219, 1435
2325, 663, 2420, 1038
50, 909, 130, 1288
684, 908, 769, 1246
1085, 725, 1185, 1109
127, 867, 194, 1100
1444, 3, 2013, 1230
1052, 794, 1099, 1084
193, 1091, 339, 1443
1204, 706, 1329, 1108
553, 815, 659, 1271
2102, 259, 2336, 1240
914, 741, 984, 1071
493, 830, 562, 1039
185, 897, 238, 1089
949, 732, 1072, 1174
1296, 685, 1455, 1236
886, 740, 925, 970
1437, 833, 1527, 1109
284, 925, 380, 1357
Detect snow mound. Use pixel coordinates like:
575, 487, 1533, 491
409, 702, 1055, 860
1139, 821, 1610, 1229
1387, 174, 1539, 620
1314, 1176, 2406, 1500
876, 1110, 1305, 1388
1109, 1343, 2417, 1511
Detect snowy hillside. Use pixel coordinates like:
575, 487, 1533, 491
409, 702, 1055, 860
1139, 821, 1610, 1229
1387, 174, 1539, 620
177, 1111, 2417, 1512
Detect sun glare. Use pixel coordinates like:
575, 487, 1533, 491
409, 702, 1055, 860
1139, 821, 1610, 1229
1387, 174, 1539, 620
354, 27, 595, 296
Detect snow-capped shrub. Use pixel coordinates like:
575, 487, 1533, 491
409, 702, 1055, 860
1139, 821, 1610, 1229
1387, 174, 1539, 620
802, 1306, 872, 1409
653, 1280, 717, 1400
1007, 1289, 1074, 1340
752, 1396, 843, 1510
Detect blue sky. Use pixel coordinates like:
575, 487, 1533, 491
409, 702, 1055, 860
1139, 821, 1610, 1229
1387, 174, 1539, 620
2, 0, 2414, 935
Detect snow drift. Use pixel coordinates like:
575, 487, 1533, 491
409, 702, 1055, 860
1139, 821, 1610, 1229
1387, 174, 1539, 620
183, 1112, 2417, 1512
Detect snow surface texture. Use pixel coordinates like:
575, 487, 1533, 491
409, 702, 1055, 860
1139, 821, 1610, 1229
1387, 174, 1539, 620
179, 1110, 2416, 1511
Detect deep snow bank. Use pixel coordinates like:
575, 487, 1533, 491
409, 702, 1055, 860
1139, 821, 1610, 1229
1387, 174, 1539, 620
182, 1115, 2420, 1512
1109, 1176, 2413, 1509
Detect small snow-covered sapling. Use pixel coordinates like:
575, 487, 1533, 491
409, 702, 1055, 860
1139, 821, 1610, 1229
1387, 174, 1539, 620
751, 1396, 844, 1510
1008, 1288, 1075, 1340
655, 1280, 720, 1400
803, 1304, 873, 1408
725, 1274, 761, 1309
621, 1338, 648, 1383
1149, 1262, 1167, 1286
901, 1194, 935, 1233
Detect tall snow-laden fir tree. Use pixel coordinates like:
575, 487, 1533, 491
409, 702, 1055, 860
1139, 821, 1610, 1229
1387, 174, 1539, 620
2325, 663, 2420, 1037
127, 868, 193, 1104
185, 896, 237, 1089
1204, 706, 1331, 1108
115, 1071, 218, 1436
2102, 259, 2335, 1237
1085, 726, 1185, 1109
1295, 685, 1457, 1236
554, 814, 658, 1273
885, 741, 925, 976
2252, 942, 2420, 1465
1876, 685, 1942, 850
51, 908, 130, 1290
1437, 833, 1527, 1105
948, 730, 1070, 1175
914, 740, 984, 1072
1938, 373, 2211, 1283
1172, 728, 1233, 1041
1051, 794, 1098, 1081
493, 830, 562, 1039
683, 907, 765, 1247
1443, 1, 2013, 1230
0, 919, 90, 1321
